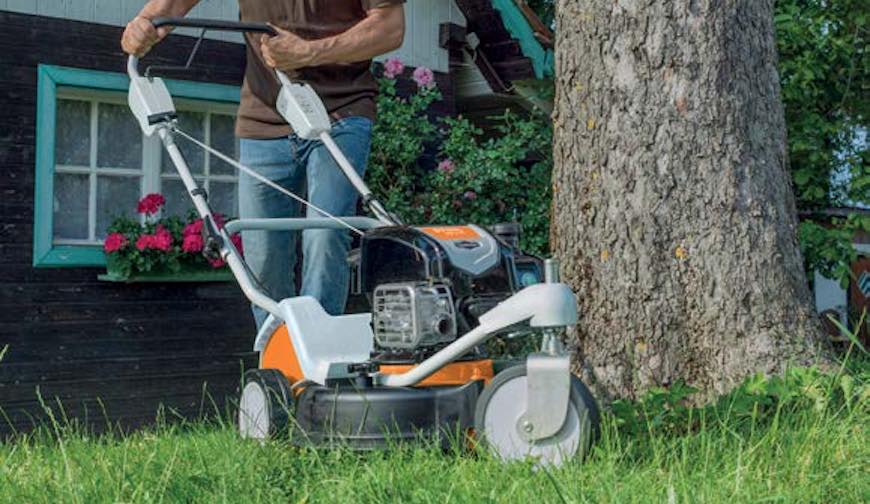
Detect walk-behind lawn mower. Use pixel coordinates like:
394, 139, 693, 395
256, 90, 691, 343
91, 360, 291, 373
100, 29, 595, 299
128, 18, 600, 466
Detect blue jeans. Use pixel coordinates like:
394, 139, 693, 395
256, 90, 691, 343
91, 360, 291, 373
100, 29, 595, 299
238, 117, 373, 329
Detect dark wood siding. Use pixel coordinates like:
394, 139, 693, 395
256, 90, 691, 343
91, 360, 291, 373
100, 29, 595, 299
0, 11, 255, 437
0, 11, 456, 438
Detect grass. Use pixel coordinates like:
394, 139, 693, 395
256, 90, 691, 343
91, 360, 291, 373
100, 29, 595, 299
1, 361, 867, 504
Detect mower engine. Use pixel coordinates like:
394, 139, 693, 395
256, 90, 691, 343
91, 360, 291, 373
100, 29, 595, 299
351, 224, 542, 357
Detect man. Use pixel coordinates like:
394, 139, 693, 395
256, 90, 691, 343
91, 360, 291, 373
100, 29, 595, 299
122, 1, 405, 327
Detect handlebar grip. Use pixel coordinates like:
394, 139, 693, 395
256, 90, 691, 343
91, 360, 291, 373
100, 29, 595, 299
150, 16, 277, 36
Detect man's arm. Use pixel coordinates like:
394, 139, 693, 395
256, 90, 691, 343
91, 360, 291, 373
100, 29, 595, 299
121, 0, 201, 56
260, 5, 405, 72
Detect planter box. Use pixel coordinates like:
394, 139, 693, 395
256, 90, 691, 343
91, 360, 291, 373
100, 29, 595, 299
99, 255, 234, 283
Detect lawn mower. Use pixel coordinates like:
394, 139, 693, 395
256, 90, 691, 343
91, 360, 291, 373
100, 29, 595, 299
127, 18, 600, 466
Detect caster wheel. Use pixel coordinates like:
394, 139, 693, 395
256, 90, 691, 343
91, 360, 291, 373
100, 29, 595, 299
474, 365, 600, 466
238, 369, 293, 440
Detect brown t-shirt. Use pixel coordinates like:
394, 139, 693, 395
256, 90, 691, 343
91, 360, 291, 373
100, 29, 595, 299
236, 0, 404, 139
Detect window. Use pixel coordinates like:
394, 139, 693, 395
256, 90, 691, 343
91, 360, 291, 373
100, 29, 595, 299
34, 65, 240, 267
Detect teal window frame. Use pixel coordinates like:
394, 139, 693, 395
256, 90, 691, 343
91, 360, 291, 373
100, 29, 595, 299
33, 64, 240, 268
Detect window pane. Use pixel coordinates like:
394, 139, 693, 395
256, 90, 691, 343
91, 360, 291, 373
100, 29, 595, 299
96, 175, 141, 239
162, 110, 205, 175
97, 102, 142, 169
210, 181, 238, 218
161, 177, 198, 218
55, 99, 91, 166
53, 173, 89, 240
209, 114, 238, 176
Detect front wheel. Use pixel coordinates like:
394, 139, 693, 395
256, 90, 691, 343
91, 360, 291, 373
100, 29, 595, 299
474, 365, 600, 466
238, 369, 293, 440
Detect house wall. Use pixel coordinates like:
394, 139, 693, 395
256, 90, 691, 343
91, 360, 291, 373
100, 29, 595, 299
0, 9, 456, 437
0, 0, 466, 73
0, 10, 256, 437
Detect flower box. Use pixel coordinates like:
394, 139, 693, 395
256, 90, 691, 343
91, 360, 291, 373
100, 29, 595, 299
99, 254, 233, 283
100, 193, 242, 284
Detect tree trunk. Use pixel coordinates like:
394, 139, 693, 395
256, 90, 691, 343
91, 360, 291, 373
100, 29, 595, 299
551, 0, 824, 402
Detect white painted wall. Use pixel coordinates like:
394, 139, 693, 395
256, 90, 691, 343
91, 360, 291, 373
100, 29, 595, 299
0, 0, 466, 72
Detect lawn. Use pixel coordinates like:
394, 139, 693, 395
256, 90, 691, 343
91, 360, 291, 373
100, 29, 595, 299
1, 363, 867, 503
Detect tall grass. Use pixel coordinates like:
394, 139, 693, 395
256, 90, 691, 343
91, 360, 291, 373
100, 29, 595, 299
1, 359, 866, 504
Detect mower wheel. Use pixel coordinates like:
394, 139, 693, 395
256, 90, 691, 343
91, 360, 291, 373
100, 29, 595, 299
238, 369, 294, 440
474, 365, 600, 466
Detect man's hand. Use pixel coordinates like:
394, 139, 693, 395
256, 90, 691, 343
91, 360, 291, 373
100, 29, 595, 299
260, 25, 316, 72
121, 16, 171, 57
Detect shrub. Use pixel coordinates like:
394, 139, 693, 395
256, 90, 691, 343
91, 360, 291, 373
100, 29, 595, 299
367, 62, 553, 255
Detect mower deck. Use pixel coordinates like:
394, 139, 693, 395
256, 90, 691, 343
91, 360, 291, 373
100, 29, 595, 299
292, 380, 482, 449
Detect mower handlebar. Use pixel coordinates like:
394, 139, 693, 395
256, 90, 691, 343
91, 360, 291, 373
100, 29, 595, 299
150, 16, 277, 36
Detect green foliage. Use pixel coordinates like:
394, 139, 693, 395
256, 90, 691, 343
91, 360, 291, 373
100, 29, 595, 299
2, 361, 867, 502
611, 365, 868, 439
775, 0, 869, 284
799, 215, 869, 288
367, 78, 553, 255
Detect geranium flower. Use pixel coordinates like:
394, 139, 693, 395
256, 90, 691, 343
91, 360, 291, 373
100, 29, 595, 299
103, 232, 128, 253
437, 159, 455, 174
183, 219, 204, 237
383, 57, 405, 79
137, 193, 166, 216
182, 233, 204, 253
135, 234, 154, 251
152, 225, 173, 251
412, 66, 435, 89
135, 226, 173, 252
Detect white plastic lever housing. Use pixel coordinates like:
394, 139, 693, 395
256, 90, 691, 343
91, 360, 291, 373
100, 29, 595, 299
128, 75, 176, 137
275, 71, 332, 140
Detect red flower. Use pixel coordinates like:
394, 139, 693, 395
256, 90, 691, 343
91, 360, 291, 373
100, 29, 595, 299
182, 233, 204, 253
152, 225, 172, 251
209, 257, 226, 269
212, 213, 226, 229
135, 234, 154, 251
183, 219, 204, 237
103, 232, 128, 253
137, 193, 166, 215
135, 225, 173, 252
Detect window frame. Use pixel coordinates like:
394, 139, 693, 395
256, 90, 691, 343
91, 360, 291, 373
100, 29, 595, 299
33, 64, 240, 268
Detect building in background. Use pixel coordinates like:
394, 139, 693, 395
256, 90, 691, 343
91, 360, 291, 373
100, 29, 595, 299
0, 0, 551, 435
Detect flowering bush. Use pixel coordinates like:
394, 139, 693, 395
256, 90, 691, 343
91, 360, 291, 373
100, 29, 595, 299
103, 193, 242, 278
368, 60, 553, 255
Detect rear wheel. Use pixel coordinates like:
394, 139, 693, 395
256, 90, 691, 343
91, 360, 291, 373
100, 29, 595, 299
474, 365, 600, 466
238, 369, 293, 440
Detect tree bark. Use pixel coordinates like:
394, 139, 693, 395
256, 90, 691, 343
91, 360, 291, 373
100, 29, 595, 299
551, 0, 824, 402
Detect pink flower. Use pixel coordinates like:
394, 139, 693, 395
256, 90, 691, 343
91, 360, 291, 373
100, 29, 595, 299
135, 234, 154, 251
152, 225, 172, 251
209, 257, 226, 269
137, 193, 166, 215
437, 159, 455, 174
452, 199, 463, 209
182, 233, 204, 253
412, 66, 435, 89
183, 219, 203, 237
103, 233, 128, 253
383, 57, 405, 79
135, 226, 173, 252
463, 190, 478, 201
212, 213, 226, 229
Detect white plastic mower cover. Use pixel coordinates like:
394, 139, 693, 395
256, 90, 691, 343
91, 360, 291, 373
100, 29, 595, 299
254, 297, 374, 385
